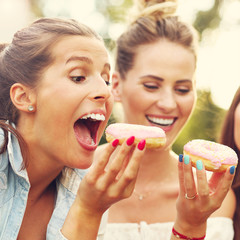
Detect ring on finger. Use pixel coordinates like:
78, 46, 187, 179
185, 193, 197, 200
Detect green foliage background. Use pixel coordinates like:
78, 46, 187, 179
172, 90, 226, 154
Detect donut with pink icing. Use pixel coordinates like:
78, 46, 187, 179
105, 123, 166, 149
183, 139, 238, 172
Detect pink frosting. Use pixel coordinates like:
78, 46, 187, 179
105, 123, 166, 139
184, 139, 238, 169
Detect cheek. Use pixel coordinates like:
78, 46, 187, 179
121, 88, 142, 111
122, 94, 148, 121
38, 83, 77, 112
107, 95, 114, 114
179, 94, 196, 119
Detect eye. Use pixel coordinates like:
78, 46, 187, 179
175, 87, 190, 95
143, 83, 159, 90
71, 76, 86, 83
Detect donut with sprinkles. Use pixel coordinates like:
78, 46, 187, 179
183, 139, 238, 172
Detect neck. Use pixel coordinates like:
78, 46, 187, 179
25, 149, 62, 201
135, 147, 178, 188
17, 119, 62, 201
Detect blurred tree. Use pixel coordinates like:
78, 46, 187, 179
172, 89, 226, 154
93, 0, 226, 41
95, 0, 133, 23
27, 0, 228, 45
28, 0, 44, 17
94, 0, 134, 51
193, 0, 223, 40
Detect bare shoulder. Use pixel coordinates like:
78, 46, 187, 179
211, 188, 236, 218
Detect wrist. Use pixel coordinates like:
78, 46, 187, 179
61, 200, 103, 240
173, 218, 206, 239
172, 227, 205, 240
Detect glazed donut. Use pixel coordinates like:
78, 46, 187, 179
105, 123, 166, 149
183, 139, 238, 172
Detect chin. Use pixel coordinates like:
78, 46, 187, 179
69, 151, 94, 169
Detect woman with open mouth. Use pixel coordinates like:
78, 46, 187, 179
0, 17, 147, 240
97, 0, 237, 239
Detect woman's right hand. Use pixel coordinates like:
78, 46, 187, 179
171, 154, 236, 240
62, 136, 146, 240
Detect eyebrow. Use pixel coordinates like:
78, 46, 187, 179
66, 56, 93, 65
140, 75, 163, 81
66, 56, 111, 71
140, 75, 192, 83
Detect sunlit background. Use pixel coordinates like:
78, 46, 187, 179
0, 0, 239, 110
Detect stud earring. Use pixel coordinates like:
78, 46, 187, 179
28, 105, 34, 112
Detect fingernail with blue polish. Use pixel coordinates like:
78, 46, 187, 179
230, 166, 235, 175
196, 160, 203, 170
179, 154, 183, 162
184, 155, 190, 165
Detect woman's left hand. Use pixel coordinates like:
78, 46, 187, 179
172, 154, 236, 239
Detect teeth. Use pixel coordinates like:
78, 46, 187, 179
147, 116, 174, 126
81, 113, 105, 121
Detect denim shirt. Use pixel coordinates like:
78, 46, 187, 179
0, 129, 107, 240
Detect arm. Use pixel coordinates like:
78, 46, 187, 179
61, 137, 146, 240
171, 155, 235, 240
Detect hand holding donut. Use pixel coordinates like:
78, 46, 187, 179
62, 134, 146, 239
171, 140, 237, 240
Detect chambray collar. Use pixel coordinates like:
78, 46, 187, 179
3, 125, 88, 194
7, 128, 29, 182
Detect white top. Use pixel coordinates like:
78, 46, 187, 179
103, 217, 234, 240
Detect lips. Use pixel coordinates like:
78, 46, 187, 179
74, 113, 105, 151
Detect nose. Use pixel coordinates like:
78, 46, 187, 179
156, 88, 177, 112
89, 76, 112, 102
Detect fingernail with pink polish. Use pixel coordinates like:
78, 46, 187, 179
137, 139, 146, 150
112, 139, 119, 147
126, 136, 135, 146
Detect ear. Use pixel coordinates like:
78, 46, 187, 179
10, 83, 36, 113
111, 72, 123, 102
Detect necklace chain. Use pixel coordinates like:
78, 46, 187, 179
133, 172, 176, 200
133, 189, 151, 200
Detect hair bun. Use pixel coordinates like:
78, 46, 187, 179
131, 0, 178, 22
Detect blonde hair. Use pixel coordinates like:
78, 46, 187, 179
116, 0, 198, 79
131, 0, 178, 22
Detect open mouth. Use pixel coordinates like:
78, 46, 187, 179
146, 115, 177, 127
74, 113, 105, 150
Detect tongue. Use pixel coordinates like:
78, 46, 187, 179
74, 121, 93, 145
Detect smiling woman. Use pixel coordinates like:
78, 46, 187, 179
0, 17, 148, 240
94, 0, 237, 239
